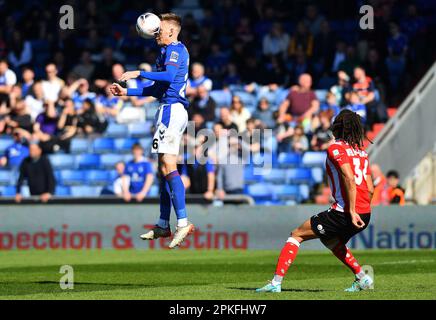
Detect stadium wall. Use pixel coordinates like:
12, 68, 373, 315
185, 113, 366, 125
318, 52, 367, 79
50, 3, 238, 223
0, 205, 435, 251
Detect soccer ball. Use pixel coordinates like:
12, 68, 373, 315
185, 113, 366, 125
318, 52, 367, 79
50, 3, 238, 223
136, 13, 161, 39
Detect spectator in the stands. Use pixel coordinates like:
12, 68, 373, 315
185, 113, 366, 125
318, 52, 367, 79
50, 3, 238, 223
230, 95, 251, 133
15, 142, 55, 203
386, 170, 405, 206
21, 67, 35, 97
112, 161, 127, 198
0, 59, 17, 106
345, 91, 367, 125
57, 98, 78, 152
180, 135, 216, 201
77, 98, 108, 135
279, 73, 319, 122
320, 92, 341, 119
263, 22, 290, 59
371, 164, 388, 206
274, 111, 294, 154
386, 22, 408, 93
288, 21, 314, 58
72, 50, 96, 81
96, 84, 123, 122
311, 111, 333, 151
330, 70, 350, 107
42, 63, 65, 103
218, 107, 238, 132
291, 124, 309, 153
7, 31, 32, 69
0, 129, 29, 170
330, 41, 347, 73
241, 118, 261, 154
337, 45, 360, 77
216, 136, 247, 199
253, 98, 275, 129
122, 143, 154, 203
67, 78, 97, 110
24, 81, 45, 121
190, 85, 216, 122
33, 102, 61, 153
0, 100, 33, 135
191, 113, 207, 135
187, 63, 213, 98
352, 66, 386, 128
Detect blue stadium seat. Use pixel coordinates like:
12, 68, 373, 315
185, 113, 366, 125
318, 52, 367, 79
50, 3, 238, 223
0, 170, 12, 185
263, 168, 287, 183
286, 168, 313, 184
0, 138, 13, 154
59, 170, 86, 185
315, 90, 328, 102
114, 138, 138, 153
70, 138, 90, 154
299, 184, 310, 201
49, 154, 75, 170
75, 154, 100, 169
85, 170, 111, 185
70, 186, 103, 197
93, 138, 115, 153
108, 170, 119, 181
100, 154, 126, 169
275, 88, 290, 106
105, 123, 128, 138
128, 122, 152, 138
311, 167, 324, 184
244, 166, 263, 184
278, 153, 302, 168
0, 185, 16, 196
246, 183, 273, 201
302, 152, 326, 167
210, 90, 232, 108
232, 91, 257, 109
55, 185, 71, 196
271, 185, 300, 201
148, 185, 159, 197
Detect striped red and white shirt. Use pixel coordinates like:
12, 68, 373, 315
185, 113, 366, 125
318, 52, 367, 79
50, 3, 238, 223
325, 140, 371, 214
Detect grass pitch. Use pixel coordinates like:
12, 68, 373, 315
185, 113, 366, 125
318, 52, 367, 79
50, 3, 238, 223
0, 249, 435, 300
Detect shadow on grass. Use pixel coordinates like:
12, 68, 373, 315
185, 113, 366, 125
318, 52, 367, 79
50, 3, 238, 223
229, 287, 328, 293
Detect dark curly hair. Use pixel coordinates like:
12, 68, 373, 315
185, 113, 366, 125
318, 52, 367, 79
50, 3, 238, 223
331, 109, 370, 148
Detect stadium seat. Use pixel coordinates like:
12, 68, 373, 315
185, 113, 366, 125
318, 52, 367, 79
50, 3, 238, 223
315, 90, 328, 102
302, 152, 326, 167
75, 154, 100, 169
100, 154, 125, 169
0, 185, 16, 196
286, 168, 313, 184
128, 122, 152, 138
105, 123, 129, 138
263, 168, 287, 183
0, 138, 13, 154
246, 183, 273, 201
70, 138, 90, 154
210, 90, 232, 108
148, 185, 159, 197
55, 185, 71, 196
49, 154, 75, 170
277, 153, 302, 168
243, 166, 263, 185
299, 184, 310, 201
311, 167, 324, 184
271, 184, 300, 201
275, 88, 289, 106
232, 91, 257, 109
93, 138, 115, 153
0, 170, 12, 185
70, 186, 103, 197
85, 170, 111, 185
114, 138, 138, 153
59, 170, 86, 185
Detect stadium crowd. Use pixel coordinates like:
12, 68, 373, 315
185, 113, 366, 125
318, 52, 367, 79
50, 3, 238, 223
0, 0, 434, 203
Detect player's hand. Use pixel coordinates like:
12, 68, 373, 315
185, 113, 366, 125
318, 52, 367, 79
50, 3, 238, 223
40, 193, 52, 203
351, 212, 365, 229
110, 83, 127, 96
135, 192, 146, 203
119, 71, 140, 82
203, 191, 214, 201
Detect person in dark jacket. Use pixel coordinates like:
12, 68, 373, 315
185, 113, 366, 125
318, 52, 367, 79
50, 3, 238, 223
15, 142, 56, 203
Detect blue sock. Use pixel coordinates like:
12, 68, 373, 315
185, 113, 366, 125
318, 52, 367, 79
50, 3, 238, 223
158, 177, 171, 228
165, 170, 188, 227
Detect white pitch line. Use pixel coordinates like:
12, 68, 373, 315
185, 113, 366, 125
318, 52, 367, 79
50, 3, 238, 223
377, 259, 435, 265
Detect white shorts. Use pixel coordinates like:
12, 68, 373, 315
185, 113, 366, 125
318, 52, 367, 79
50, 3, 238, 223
152, 103, 188, 155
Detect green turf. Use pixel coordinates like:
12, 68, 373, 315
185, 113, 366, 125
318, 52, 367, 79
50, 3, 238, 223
0, 249, 435, 299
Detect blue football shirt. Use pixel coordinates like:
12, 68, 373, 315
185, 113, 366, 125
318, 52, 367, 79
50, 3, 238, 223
124, 159, 153, 194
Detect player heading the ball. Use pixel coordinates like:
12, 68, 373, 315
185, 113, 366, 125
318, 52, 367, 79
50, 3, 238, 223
110, 13, 193, 249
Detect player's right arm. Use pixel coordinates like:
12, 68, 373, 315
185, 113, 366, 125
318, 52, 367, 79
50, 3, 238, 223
110, 82, 158, 98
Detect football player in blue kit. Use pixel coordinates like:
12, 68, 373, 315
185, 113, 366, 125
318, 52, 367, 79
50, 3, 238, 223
110, 13, 194, 249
